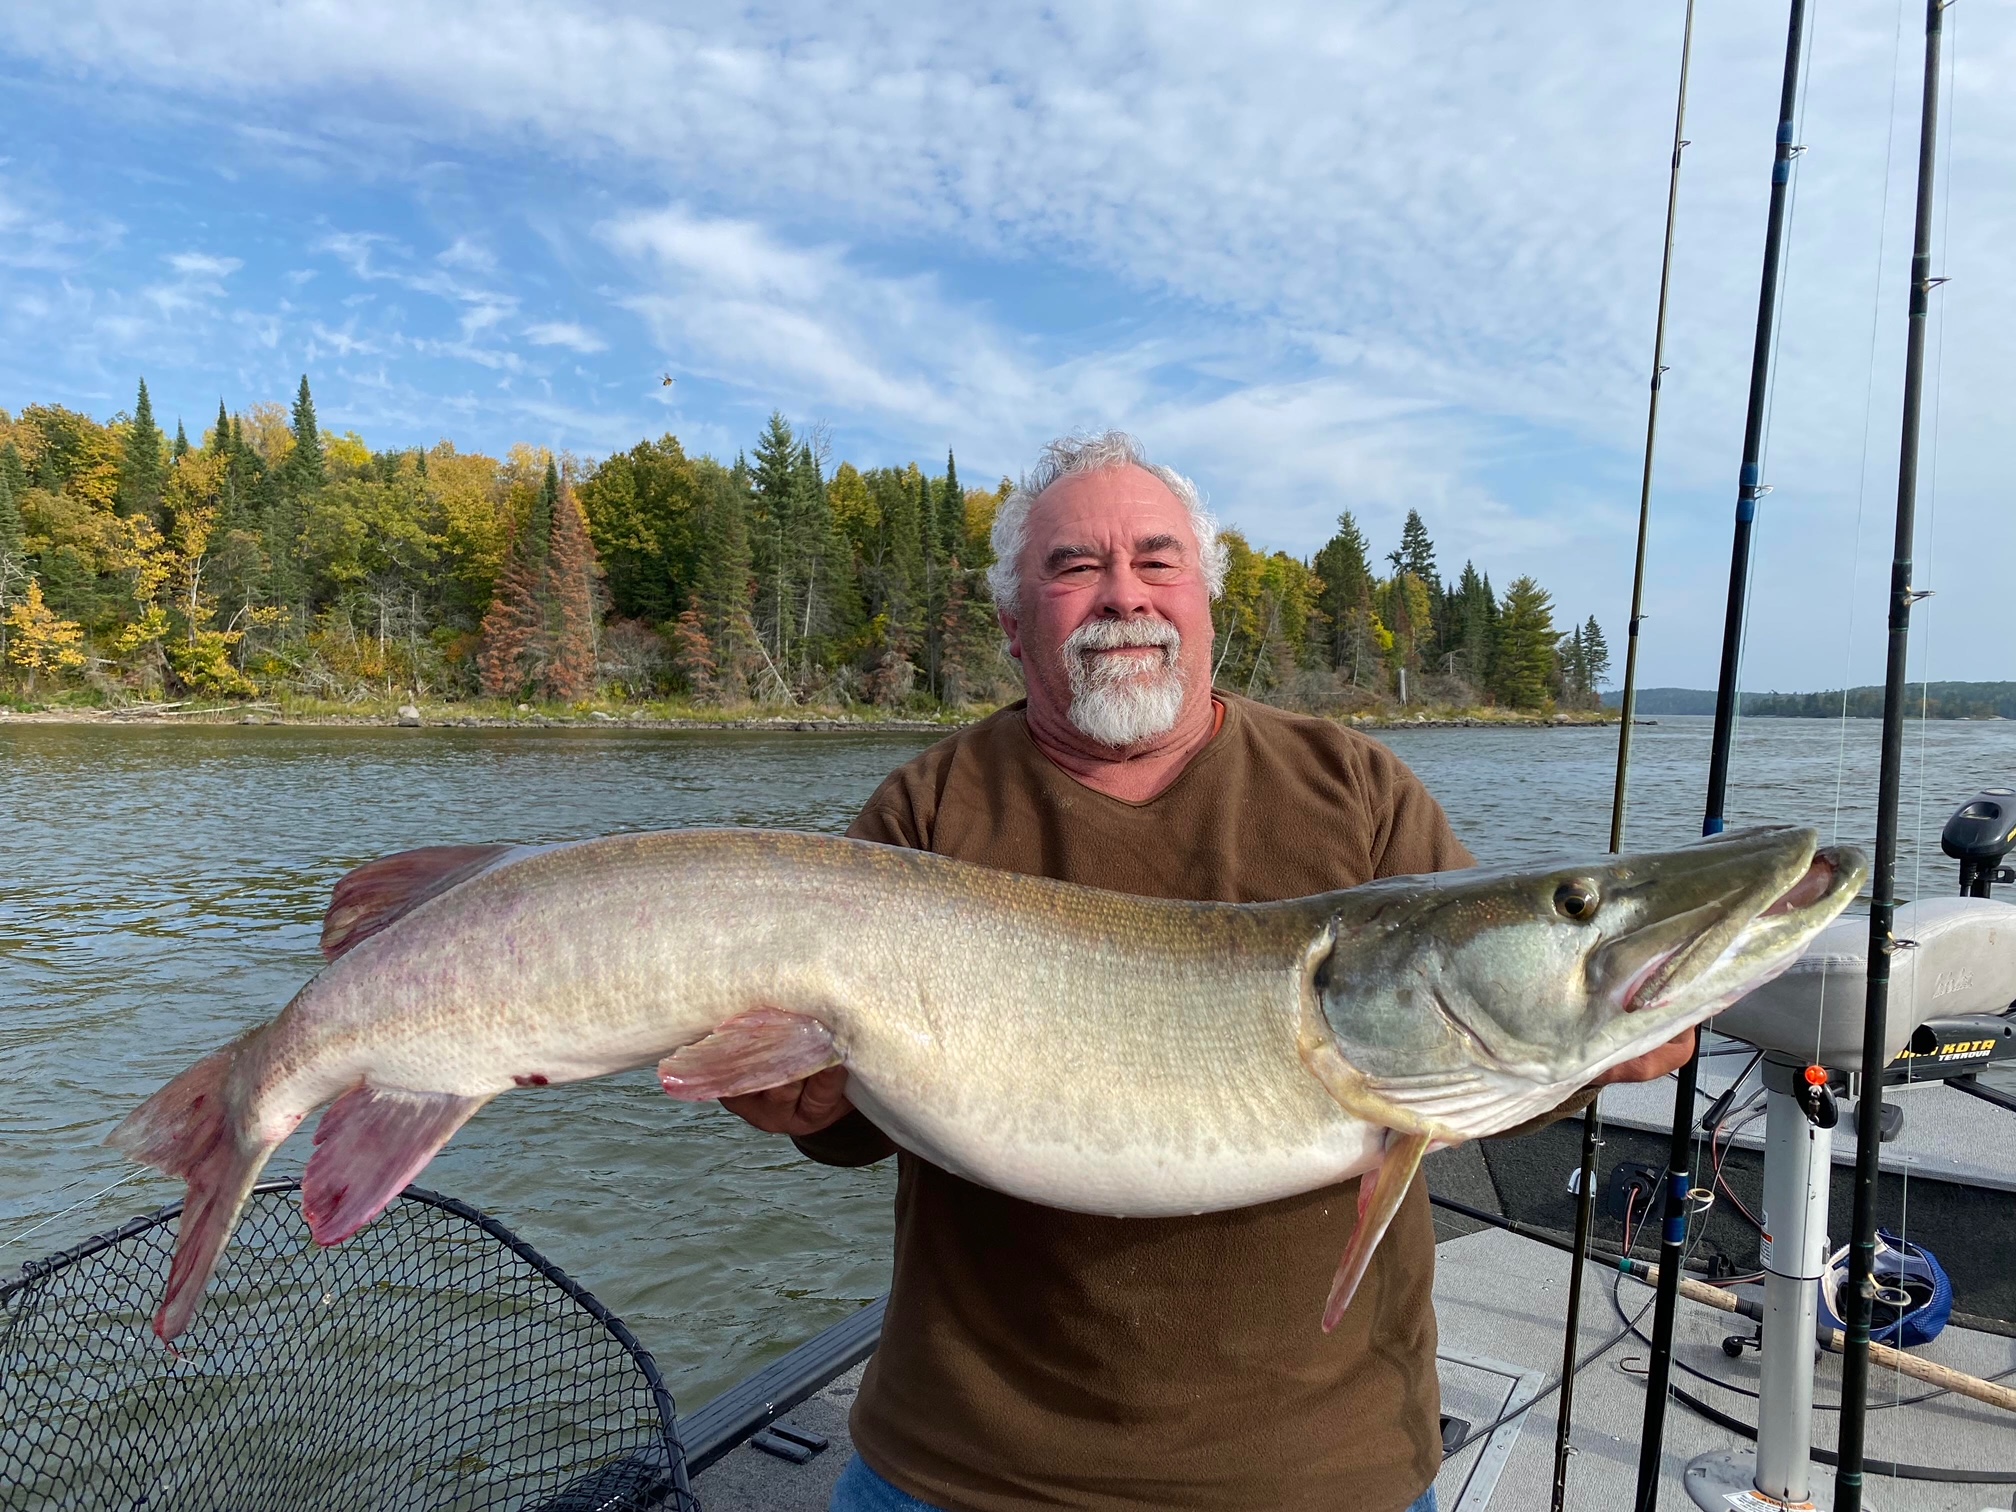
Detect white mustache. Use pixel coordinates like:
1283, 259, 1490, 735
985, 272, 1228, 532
1062, 618, 1182, 670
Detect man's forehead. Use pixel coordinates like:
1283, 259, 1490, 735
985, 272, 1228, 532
1027, 465, 1194, 547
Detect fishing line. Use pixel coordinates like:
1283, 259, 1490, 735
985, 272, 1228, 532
1447, 1164, 1720, 1459
1821, 0, 1913, 1075
1732, 0, 1827, 778
1881, 1, 1957, 1458
1, 1170, 146, 1252
1606, 1271, 2016, 1410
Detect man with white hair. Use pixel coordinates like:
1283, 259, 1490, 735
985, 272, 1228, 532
725, 432, 1687, 1512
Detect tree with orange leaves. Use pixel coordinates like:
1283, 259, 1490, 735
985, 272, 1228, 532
475, 457, 603, 701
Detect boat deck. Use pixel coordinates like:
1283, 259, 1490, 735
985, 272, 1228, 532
690, 1227, 2016, 1512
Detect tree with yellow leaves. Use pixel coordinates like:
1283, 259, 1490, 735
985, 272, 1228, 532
4, 579, 87, 689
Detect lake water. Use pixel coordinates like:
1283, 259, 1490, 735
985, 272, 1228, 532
3, 713, 2013, 1409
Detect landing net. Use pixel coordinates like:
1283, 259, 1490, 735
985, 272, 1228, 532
0, 1180, 694, 1512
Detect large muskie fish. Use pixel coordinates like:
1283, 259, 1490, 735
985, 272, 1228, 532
112, 824, 1862, 1341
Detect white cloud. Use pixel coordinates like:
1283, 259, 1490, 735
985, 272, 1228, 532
524, 320, 607, 353
141, 248, 242, 317
165, 251, 242, 279
2, 0, 2010, 684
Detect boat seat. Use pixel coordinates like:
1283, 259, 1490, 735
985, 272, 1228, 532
1717, 898, 2016, 1069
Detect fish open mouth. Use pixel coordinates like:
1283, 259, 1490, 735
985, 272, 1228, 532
1762, 851, 1837, 917
1620, 845, 1852, 1016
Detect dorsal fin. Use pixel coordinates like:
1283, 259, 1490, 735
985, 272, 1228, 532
321, 844, 522, 959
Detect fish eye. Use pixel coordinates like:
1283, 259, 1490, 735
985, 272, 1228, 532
1554, 880, 1600, 922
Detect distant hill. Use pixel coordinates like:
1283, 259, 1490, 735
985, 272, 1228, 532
1602, 682, 2016, 719
1600, 687, 1719, 715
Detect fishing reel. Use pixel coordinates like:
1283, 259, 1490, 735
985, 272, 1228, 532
1942, 786, 2016, 898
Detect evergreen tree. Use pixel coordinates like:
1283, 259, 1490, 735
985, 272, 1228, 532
172, 420, 190, 462
1446, 562, 1494, 688
1581, 615, 1611, 693
708, 460, 768, 699
0, 441, 26, 503
0, 465, 20, 561
209, 399, 232, 455
1558, 625, 1588, 702
1491, 576, 1557, 709
790, 442, 863, 675
938, 450, 964, 557
285, 375, 324, 494
1311, 512, 1374, 671
1394, 509, 1438, 589
118, 377, 165, 520
748, 412, 800, 668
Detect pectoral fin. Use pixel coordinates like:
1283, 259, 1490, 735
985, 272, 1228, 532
657, 1008, 841, 1100
1322, 1129, 1430, 1332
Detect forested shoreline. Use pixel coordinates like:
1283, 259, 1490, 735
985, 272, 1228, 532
0, 378, 1611, 717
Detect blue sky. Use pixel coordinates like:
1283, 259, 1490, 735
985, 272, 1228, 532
1, 1, 2010, 690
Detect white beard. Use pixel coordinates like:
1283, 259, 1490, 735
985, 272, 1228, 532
1061, 618, 1188, 748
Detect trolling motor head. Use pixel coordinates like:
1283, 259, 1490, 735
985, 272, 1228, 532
1941, 787, 2016, 898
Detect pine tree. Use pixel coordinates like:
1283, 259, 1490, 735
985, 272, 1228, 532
1581, 615, 1611, 693
1491, 576, 1557, 709
938, 450, 963, 557
286, 375, 324, 494
0, 441, 26, 504
1312, 512, 1374, 671
119, 377, 166, 521
748, 413, 800, 668
0, 465, 20, 561
172, 420, 190, 462
209, 400, 232, 455
1558, 625, 1587, 702
1394, 509, 1438, 590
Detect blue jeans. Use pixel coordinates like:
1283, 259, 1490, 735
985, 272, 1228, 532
828, 1453, 1439, 1511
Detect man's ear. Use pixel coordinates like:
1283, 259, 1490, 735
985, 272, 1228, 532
999, 609, 1022, 661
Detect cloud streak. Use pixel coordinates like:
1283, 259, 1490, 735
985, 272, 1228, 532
0, 0, 2008, 685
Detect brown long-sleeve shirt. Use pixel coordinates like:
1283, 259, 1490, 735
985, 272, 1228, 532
798, 693, 1475, 1512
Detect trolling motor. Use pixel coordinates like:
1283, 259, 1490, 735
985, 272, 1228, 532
1942, 786, 2016, 898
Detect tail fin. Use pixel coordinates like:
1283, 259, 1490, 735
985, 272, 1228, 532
106, 1032, 283, 1343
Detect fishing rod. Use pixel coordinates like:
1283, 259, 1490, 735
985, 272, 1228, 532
1634, 1, 1812, 1506
1834, 2, 1947, 1505
1551, 6, 1697, 1508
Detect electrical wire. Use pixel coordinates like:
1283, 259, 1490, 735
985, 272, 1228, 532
1711, 1098, 1768, 1233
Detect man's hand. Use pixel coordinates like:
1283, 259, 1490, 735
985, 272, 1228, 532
1591, 1027, 1697, 1087
719, 1067, 855, 1137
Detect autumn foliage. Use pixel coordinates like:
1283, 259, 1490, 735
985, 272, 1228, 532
476, 460, 602, 701
1, 379, 1608, 712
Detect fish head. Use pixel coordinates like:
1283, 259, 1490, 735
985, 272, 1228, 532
1303, 825, 1866, 1138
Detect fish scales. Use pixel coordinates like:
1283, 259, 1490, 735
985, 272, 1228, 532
290, 831, 1360, 1212
109, 823, 1866, 1340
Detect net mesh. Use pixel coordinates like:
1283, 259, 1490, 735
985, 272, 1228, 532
1, 1181, 694, 1512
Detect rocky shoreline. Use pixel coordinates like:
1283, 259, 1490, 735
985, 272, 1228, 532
0, 702, 1628, 733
